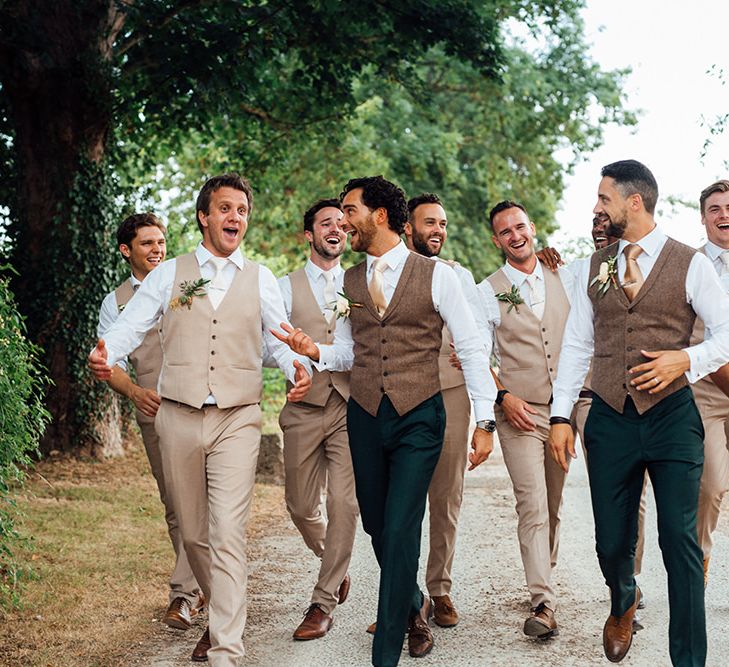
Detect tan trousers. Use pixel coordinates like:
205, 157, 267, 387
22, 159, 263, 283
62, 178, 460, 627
574, 397, 647, 575
426, 384, 471, 596
157, 400, 261, 667
497, 403, 565, 610
279, 392, 359, 615
136, 411, 199, 603
694, 383, 729, 559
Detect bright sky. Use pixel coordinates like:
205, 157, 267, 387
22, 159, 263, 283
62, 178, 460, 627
551, 0, 729, 251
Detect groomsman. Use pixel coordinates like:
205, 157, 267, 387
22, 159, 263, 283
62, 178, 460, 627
549, 160, 729, 665
89, 174, 311, 666
97, 213, 203, 629
277, 199, 358, 639
402, 192, 486, 627
692, 180, 729, 586
273, 175, 497, 667
477, 200, 574, 639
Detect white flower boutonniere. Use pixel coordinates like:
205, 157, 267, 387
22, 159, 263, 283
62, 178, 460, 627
589, 255, 618, 297
331, 291, 363, 319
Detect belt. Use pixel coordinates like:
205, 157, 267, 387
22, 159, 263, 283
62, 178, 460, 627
579, 390, 594, 399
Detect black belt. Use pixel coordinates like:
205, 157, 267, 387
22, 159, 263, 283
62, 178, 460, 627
579, 390, 594, 399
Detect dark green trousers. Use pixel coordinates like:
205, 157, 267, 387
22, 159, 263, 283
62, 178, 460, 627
347, 394, 445, 667
585, 387, 706, 667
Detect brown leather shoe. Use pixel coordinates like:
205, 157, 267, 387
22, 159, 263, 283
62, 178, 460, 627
432, 594, 459, 628
164, 597, 194, 630
293, 604, 333, 640
603, 588, 641, 663
523, 603, 558, 638
408, 596, 434, 658
366, 621, 376, 635
191, 627, 210, 662
338, 574, 351, 605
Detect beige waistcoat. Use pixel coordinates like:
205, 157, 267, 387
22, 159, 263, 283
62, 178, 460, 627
344, 252, 442, 417
487, 265, 570, 404
285, 267, 350, 407
159, 253, 262, 409
589, 238, 696, 415
115, 278, 163, 391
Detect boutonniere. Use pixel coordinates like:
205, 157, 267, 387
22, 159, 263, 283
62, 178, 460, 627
118, 303, 126, 313
169, 278, 210, 310
589, 255, 618, 297
331, 291, 363, 319
495, 284, 524, 313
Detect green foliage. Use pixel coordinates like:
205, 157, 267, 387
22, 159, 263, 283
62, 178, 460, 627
0, 266, 50, 606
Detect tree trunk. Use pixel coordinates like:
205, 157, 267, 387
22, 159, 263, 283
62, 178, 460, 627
0, 1, 128, 456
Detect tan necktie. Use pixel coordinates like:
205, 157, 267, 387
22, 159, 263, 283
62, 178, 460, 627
525, 273, 545, 320
720, 250, 729, 275
369, 258, 388, 317
622, 244, 644, 301
323, 270, 337, 322
208, 256, 229, 309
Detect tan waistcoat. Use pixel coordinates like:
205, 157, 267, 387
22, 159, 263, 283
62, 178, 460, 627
487, 266, 570, 404
159, 253, 262, 409
589, 238, 696, 415
285, 268, 350, 407
115, 278, 162, 391
344, 252, 442, 417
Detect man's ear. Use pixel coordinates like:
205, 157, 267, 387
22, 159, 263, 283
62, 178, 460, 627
198, 209, 208, 229
304, 230, 313, 244
119, 243, 131, 259
403, 221, 412, 238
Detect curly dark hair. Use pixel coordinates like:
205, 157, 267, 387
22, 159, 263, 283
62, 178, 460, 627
407, 192, 443, 220
340, 176, 409, 234
303, 198, 341, 232
195, 173, 254, 233
116, 213, 166, 263
488, 200, 528, 229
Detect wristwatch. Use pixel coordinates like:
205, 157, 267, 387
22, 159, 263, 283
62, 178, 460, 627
476, 419, 497, 433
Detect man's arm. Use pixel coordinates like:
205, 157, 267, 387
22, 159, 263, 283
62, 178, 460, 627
108, 366, 161, 417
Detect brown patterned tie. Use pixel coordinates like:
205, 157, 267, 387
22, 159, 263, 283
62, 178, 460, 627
368, 257, 388, 317
622, 243, 644, 301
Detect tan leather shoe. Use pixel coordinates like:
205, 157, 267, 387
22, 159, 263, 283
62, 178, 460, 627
293, 604, 333, 640
603, 588, 641, 663
338, 574, 351, 605
408, 596, 434, 658
163, 597, 194, 630
523, 603, 558, 638
432, 594, 459, 628
366, 621, 376, 635
191, 627, 210, 662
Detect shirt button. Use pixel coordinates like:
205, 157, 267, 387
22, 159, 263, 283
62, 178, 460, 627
212, 319, 218, 324
547, 354, 551, 359
327, 329, 332, 334
211, 350, 216, 355
212, 334, 216, 340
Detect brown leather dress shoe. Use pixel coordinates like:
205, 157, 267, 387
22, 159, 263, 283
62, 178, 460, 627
432, 594, 459, 628
523, 603, 558, 638
408, 596, 434, 658
191, 627, 210, 662
164, 597, 194, 630
338, 574, 351, 605
293, 604, 333, 640
603, 588, 641, 663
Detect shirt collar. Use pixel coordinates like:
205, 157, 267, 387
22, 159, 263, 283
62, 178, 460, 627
502, 258, 544, 286
704, 240, 727, 262
305, 258, 343, 282
617, 225, 665, 258
130, 273, 143, 289
366, 240, 409, 273
195, 242, 244, 270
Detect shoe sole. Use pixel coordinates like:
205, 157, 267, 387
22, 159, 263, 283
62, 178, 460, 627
434, 620, 459, 628
293, 620, 333, 641
163, 616, 192, 631
409, 643, 434, 659
524, 619, 559, 638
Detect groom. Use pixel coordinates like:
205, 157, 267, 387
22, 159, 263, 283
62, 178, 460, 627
273, 175, 497, 667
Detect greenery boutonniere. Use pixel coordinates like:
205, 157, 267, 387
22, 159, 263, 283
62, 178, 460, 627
169, 278, 210, 310
118, 303, 126, 313
331, 291, 363, 319
589, 255, 618, 297
495, 284, 525, 313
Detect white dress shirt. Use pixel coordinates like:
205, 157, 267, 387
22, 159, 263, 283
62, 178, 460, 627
97, 273, 143, 372
314, 241, 497, 421
278, 259, 345, 318
551, 226, 729, 418
704, 240, 729, 293
99, 243, 309, 390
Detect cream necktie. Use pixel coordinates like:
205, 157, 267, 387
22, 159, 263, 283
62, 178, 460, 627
369, 258, 388, 317
525, 273, 545, 320
208, 256, 229, 309
323, 270, 337, 322
720, 250, 729, 275
622, 244, 644, 301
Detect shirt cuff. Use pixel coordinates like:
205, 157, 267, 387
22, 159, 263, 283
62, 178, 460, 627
472, 399, 495, 422
684, 346, 706, 384
550, 397, 574, 420
312, 343, 330, 372
283, 356, 312, 384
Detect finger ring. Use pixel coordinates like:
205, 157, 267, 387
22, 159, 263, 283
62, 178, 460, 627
653, 377, 659, 385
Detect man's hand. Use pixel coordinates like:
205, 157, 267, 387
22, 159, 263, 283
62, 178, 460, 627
501, 393, 538, 431
468, 428, 493, 470
448, 343, 463, 370
710, 362, 729, 398
129, 383, 162, 417
536, 247, 564, 272
548, 423, 575, 473
287, 360, 312, 402
270, 323, 320, 361
629, 349, 690, 394
88, 339, 112, 381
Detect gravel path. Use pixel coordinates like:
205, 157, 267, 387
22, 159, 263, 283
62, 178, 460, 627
139, 438, 729, 666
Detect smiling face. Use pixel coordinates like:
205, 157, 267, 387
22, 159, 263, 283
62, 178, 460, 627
341, 188, 378, 253
197, 186, 249, 257
593, 176, 630, 240
307, 206, 346, 260
702, 190, 729, 250
406, 203, 447, 257
120, 225, 166, 280
591, 213, 612, 249
491, 206, 536, 269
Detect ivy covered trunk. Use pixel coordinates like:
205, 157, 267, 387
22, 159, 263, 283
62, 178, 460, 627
1, 1, 127, 456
